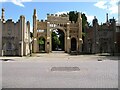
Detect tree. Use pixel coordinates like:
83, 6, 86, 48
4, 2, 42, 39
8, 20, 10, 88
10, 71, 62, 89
69, 11, 78, 23
52, 32, 60, 50
68, 11, 88, 31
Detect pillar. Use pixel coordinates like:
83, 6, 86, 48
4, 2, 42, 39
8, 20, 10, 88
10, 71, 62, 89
47, 22, 51, 53
66, 22, 70, 53
33, 9, 38, 53
19, 15, 25, 56
78, 12, 82, 53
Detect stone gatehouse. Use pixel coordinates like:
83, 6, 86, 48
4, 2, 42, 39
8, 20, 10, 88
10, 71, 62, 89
32, 9, 83, 53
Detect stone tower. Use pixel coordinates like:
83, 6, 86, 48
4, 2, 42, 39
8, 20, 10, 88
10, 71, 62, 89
33, 9, 37, 53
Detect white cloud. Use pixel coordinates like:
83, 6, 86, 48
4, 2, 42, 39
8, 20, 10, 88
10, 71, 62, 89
94, 1, 107, 9
11, 0, 24, 7
55, 11, 69, 16
0, 0, 33, 7
83, 12, 94, 23
94, 0, 119, 14
86, 14, 94, 23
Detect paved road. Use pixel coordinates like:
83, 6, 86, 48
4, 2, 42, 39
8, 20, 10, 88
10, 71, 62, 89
1, 54, 118, 88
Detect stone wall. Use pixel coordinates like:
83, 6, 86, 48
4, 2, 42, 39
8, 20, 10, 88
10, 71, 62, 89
1, 15, 30, 56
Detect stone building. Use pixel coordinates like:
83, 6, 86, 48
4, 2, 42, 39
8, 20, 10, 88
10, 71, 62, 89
1, 8, 31, 56
84, 14, 117, 54
32, 9, 83, 53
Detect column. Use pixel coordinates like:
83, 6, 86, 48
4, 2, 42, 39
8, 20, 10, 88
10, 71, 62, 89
66, 22, 70, 53
47, 22, 51, 53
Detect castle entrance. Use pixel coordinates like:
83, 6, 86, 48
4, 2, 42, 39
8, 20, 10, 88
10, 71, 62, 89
51, 29, 65, 51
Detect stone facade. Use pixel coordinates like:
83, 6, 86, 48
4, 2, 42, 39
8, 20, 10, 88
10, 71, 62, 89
1, 8, 31, 56
84, 14, 117, 54
33, 9, 83, 53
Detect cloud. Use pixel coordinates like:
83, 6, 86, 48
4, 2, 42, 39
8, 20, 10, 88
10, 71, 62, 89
94, 0, 119, 14
94, 1, 107, 9
0, 0, 33, 7
83, 12, 94, 23
55, 11, 69, 16
86, 14, 94, 23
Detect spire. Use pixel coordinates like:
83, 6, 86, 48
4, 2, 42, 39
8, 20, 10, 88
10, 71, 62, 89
33, 9, 37, 16
106, 13, 108, 23
1, 8, 5, 22
77, 12, 82, 22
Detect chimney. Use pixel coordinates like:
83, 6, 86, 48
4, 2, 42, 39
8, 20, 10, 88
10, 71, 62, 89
106, 13, 108, 23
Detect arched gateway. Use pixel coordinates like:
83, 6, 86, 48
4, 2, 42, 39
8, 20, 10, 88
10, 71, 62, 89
33, 9, 83, 53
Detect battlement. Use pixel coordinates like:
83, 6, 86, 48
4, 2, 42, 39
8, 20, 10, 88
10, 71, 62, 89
47, 13, 69, 18
6, 19, 14, 23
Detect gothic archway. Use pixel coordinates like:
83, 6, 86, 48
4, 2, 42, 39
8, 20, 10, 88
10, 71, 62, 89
71, 38, 77, 51
51, 28, 65, 51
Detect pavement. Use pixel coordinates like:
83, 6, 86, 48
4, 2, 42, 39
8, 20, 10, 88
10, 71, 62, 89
0, 53, 119, 88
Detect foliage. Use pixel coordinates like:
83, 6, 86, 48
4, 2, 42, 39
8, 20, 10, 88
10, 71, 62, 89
68, 11, 88, 32
38, 37, 45, 45
52, 32, 60, 50
52, 30, 64, 51
69, 11, 78, 23
82, 32, 86, 37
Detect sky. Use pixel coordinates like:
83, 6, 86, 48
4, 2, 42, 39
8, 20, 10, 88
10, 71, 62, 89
0, 0, 119, 32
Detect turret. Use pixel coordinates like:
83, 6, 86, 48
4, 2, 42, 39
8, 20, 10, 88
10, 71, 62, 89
92, 16, 98, 26
33, 9, 37, 53
77, 12, 82, 22
106, 13, 108, 23
33, 8, 37, 37
1, 8, 5, 22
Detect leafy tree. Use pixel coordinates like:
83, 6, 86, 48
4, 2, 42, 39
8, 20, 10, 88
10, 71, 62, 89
38, 37, 45, 51
38, 38, 45, 45
68, 11, 87, 32
52, 32, 60, 50
69, 11, 78, 23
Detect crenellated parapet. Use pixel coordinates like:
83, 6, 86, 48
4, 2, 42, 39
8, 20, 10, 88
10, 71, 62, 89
47, 13, 69, 17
